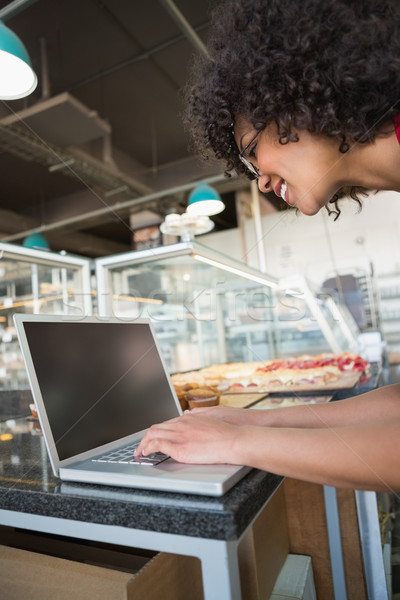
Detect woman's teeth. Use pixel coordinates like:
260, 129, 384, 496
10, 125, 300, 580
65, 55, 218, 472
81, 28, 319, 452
280, 181, 287, 200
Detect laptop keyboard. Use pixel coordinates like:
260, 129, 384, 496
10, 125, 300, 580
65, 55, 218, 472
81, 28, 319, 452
92, 442, 169, 466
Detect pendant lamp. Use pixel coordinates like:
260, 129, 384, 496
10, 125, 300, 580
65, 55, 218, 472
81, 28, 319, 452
187, 182, 225, 216
22, 232, 50, 251
0, 20, 37, 100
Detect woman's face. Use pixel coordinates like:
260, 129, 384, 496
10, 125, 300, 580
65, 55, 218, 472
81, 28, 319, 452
234, 117, 348, 215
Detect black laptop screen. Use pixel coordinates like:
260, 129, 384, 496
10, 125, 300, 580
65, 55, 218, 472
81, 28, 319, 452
23, 321, 180, 460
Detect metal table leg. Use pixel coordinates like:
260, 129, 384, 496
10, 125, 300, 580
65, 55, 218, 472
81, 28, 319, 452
198, 539, 242, 600
324, 485, 348, 600
355, 490, 388, 600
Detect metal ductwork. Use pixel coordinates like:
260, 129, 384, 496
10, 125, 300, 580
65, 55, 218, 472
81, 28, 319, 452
0, 92, 152, 198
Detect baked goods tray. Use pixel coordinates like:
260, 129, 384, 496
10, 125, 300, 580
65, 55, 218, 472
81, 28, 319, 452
225, 371, 361, 395
220, 392, 334, 409
250, 394, 334, 410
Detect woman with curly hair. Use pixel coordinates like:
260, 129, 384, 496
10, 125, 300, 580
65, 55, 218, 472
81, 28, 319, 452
136, 0, 400, 492
186, 0, 400, 218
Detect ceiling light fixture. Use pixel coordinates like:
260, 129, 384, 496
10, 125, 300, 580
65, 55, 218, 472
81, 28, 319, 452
187, 182, 225, 216
22, 232, 50, 251
0, 20, 37, 99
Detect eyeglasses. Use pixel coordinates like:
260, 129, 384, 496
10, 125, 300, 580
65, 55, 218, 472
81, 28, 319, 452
238, 130, 260, 178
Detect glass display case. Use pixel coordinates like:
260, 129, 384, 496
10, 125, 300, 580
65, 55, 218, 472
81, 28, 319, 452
95, 241, 359, 374
0, 242, 92, 389
275, 274, 360, 358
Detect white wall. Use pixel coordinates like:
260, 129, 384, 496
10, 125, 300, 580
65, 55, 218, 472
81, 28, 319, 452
202, 190, 400, 286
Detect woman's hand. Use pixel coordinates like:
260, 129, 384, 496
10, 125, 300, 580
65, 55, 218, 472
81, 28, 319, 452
135, 414, 243, 465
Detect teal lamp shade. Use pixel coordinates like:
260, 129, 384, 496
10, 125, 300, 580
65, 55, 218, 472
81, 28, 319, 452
0, 20, 38, 100
22, 232, 50, 251
187, 182, 225, 216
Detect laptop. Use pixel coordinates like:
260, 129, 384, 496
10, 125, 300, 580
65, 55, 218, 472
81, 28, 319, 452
14, 314, 250, 496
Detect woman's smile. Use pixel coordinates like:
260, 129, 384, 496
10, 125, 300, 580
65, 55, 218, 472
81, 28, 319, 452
273, 178, 290, 204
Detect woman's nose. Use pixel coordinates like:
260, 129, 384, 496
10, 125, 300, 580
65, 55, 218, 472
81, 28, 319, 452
257, 174, 271, 194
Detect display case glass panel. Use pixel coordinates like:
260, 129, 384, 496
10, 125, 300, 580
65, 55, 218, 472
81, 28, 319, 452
96, 242, 359, 374
0, 243, 92, 389
274, 275, 359, 357
96, 243, 277, 372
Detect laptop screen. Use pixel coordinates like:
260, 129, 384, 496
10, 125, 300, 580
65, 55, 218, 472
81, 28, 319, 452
23, 321, 180, 460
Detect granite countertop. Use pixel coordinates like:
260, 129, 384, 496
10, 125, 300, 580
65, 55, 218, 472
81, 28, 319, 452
0, 396, 282, 541
0, 366, 381, 542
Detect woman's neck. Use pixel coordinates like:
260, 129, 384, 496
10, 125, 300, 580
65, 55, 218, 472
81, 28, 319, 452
346, 129, 400, 193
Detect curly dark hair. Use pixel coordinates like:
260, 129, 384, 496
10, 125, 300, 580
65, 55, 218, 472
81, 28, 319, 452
184, 0, 400, 217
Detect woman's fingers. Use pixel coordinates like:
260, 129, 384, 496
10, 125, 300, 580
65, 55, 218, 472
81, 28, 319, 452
135, 414, 240, 465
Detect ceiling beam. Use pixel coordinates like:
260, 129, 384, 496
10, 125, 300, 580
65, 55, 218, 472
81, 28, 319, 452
0, 0, 39, 21
1, 173, 231, 243
159, 0, 210, 57
47, 231, 130, 257
0, 207, 36, 234
0, 206, 130, 256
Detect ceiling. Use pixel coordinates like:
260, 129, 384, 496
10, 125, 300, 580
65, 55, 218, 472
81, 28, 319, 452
0, 0, 279, 257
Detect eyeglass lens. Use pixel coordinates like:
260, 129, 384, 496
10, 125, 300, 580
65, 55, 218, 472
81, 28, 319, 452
239, 131, 260, 177
239, 154, 259, 177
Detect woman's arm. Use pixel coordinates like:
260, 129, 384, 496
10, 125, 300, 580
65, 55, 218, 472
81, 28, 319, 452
237, 419, 400, 491
190, 383, 400, 429
135, 383, 400, 492
136, 412, 400, 492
